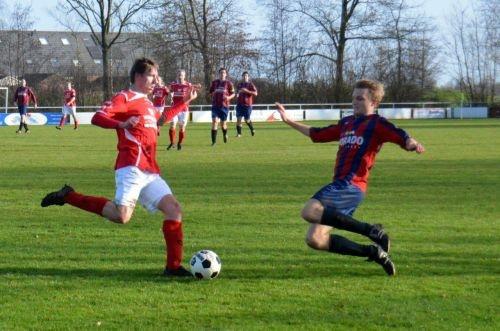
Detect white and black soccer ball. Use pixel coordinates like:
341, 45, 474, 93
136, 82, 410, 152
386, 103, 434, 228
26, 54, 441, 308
190, 250, 222, 280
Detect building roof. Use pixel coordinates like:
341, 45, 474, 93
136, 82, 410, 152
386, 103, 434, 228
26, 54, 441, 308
0, 30, 151, 77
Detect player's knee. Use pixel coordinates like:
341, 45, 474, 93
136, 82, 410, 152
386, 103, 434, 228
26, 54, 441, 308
159, 198, 183, 220
305, 233, 327, 250
301, 207, 318, 223
301, 202, 323, 223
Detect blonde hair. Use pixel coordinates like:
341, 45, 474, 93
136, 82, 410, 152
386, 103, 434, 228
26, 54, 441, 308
354, 79, 385, 104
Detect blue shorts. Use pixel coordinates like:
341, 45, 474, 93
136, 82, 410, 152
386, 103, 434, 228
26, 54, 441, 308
236, 104, 252, 120
18, 105, 28, 115
312, 182, 364, 216
212, 106, 229, 121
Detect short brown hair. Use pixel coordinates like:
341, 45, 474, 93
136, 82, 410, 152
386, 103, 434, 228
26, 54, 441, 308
354, 79, 385, 104
130, 57, 157, 83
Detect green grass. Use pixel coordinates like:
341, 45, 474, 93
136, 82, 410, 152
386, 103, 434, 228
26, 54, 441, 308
0, 119, 499, 330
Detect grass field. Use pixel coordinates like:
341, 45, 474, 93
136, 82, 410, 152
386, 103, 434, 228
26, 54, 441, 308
0, 119, 499, 330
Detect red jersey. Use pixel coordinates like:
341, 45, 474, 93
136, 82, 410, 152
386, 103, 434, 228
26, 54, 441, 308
64, 88, 76, 106
236, 81, 257, 106
91, 89, 187, 174
169, 81, 192, 111
209, 79, 234, 108
14, 86, 37, 106
310, 114, 409, 193
152, 85, 170, 107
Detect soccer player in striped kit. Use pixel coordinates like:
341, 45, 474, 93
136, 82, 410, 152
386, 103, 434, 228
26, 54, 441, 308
235, 71, 258, 137
13, 78, 37, 134
275, 79, 425, 276
41, 58, 199, 277
209, 68, 235, 145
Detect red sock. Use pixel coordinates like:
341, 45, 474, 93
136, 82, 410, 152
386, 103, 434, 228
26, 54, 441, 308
178, 130, 185, 144
169, 128, 176, 144
64, 191, 109, 216
59, 116, 66, 127
162, 220, 183, 270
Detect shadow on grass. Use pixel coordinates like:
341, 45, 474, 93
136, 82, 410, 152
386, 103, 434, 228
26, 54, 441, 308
0, 267, 194, 284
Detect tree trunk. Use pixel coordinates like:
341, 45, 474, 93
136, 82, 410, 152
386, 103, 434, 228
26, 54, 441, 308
102, 46, 111, 100
203, 53, 212, 103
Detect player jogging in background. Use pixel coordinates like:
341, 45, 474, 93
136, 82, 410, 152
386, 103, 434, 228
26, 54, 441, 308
152, 76, 170, 113
164, 69, 198, 151
275, 79, 425, 276
13, 78, 37, 134
41, 57, 199, 277
56, 82, 78, 130
209, 67, 235, 145
235, 71, 258, 137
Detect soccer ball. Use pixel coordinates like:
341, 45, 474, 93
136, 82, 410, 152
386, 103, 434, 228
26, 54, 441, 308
190, 250, 222, 280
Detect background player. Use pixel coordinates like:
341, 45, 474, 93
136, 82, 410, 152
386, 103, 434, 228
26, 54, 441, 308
13, 78, 37, 134
235, 71, 258, 137
56, 82, 78, 130
165, 69, 197, 151
41, 58, 198, 277
209, 67, 234, 145
152, 76, 170, 114
275, 79, 425, 276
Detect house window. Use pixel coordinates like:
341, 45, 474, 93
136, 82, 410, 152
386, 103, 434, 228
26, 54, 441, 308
73, 59, 79, 66
94, 59, 102, 64
39, 38, 48, 45
61, 38, 70, 45
26, 59, 32, 64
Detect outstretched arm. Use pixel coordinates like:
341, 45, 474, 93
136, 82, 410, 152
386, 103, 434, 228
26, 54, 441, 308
92, 95, 138, 129
376, 117, 425, 154
158, 87, 198, 125
275, 102, 311, 137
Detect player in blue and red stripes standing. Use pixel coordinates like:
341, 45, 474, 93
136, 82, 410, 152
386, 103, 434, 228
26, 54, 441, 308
275, 79, 425, 276
13, 78, 37, 134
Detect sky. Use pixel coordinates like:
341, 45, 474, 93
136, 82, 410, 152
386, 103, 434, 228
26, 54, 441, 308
24, 0, 473, 85
29, 0, 467, 32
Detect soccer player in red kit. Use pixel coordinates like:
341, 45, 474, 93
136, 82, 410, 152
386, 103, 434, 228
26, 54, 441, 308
235, 71, 258, 137
56, 82, 79, 130
165, 69, 197, 151
209, 67, 235, 145
13, 78, 37, 134
152, 77, 170, 113
41, 58, 198, 277
275, 79, 425, 276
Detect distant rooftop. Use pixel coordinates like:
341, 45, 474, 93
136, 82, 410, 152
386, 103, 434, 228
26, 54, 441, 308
0, 30, 152, 77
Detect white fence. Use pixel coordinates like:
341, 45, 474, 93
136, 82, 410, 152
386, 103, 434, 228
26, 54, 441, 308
0, 103, 490, 126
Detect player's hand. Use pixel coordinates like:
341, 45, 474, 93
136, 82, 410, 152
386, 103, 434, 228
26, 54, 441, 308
185, 87, 198, 102
275, 102, 289, 122
119, 116, 140, 129
406, 138, 425, 154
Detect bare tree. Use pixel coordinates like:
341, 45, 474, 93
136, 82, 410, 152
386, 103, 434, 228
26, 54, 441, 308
154, 0, 256, 101
447, 1, 498, 103
260, 0, 310, 102
287, 0, 391, 102
0, 2, 37, 78
374, 0, 438, 101
56, 0, 160, 100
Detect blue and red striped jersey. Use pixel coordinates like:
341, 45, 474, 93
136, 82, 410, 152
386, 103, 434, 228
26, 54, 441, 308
310, 114, 409, 192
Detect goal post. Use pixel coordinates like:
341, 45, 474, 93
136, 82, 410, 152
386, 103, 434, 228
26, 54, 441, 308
0, 87, 8, 113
